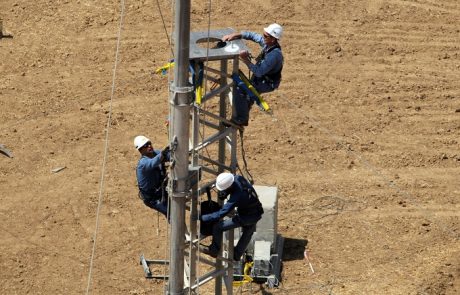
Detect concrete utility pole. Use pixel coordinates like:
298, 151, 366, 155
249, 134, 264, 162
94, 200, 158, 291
168, 0, 191, 294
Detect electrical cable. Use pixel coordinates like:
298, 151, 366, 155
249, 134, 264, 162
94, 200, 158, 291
155, 0, 174, 57
238, 129, 254, 184
84, 1, 125, 294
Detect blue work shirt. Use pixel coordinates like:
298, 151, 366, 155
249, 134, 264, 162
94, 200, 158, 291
241, 31, 284, 80
136, 150, 167, 197
201, 175, 263, 225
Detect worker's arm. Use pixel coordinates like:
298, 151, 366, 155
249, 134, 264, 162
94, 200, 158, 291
241, 31, 264, 47
222, 32, 242, 41
201, 196, 237, 223
222, 31, 264, 47
142, 150, 163, 170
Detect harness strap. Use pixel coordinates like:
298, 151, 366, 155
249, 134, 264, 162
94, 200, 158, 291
231, 72, 271, 113
255, 43, 283, 88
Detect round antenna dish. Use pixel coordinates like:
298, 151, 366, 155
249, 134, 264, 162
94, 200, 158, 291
224, 42, 240, 53
196, 37, 227, 49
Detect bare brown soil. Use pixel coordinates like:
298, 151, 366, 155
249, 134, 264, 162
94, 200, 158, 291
1, 0, 459, 294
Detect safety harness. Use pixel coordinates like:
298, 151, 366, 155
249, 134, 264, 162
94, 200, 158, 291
231, 71, 271, 113
138, 151, 168, 202
238, 177, 263, 216
254, 43, 283, 89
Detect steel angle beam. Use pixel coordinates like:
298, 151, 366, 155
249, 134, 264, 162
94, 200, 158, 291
197, 109, 241, 131
200, 165, 220, 177
198, 154, 232, 172
203, 74, 220, 84
197, 107, 234, 127
203, 66, 231, 79
140, 254, 170, 279
198, 118, 220, 130
189, 269, 227, 290
201, 83, 232, 104
184, 259, 190, 288
185, 251, 217, 267
192, 128, 232, 152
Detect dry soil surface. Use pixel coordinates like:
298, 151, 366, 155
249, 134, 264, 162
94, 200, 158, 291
1, 0, 459, 294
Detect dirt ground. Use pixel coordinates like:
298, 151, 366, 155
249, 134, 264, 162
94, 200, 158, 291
1, 0, 459, 294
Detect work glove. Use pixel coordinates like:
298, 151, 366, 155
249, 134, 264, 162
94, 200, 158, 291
161, 145, 170, 161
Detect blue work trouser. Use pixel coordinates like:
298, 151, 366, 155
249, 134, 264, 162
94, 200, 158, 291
143, 193, 168, 217
209, 215, 259, 260
232, 80, 274, 125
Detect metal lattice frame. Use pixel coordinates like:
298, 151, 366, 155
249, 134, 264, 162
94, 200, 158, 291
187, 29, 248, 295
141, 29, 249, 295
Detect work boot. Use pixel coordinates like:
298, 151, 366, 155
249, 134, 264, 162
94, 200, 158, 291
199, 245, 218, 258
222, 119, 246, 129
231, 118, 248, 127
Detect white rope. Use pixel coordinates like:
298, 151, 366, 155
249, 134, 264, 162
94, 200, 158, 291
155, 0, 174, 57
151, 0, 176, 283
162, 179, 171, 282
85, 1, 125, 294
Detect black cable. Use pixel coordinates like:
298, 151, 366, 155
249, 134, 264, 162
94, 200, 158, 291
238, 129, 254, 184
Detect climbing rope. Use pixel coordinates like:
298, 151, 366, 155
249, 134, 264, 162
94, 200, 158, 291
152, 0, 176, 285
155, 0, 174, 57
162, 174, 172, 283
84, 1, 125, 294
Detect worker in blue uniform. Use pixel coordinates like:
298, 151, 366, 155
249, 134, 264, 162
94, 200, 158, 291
200, 173, 264, 261
222, 23, 284, 126
134, 135, 170, 217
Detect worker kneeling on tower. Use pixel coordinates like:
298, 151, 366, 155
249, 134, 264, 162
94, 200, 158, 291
200, 173, 264, 261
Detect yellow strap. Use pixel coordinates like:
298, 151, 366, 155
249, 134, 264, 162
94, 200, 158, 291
232, 274, 253, 287
232, 261, 254, 287
156, 62, 203, 104
238, 71, 271, 112
195, 84, 203, 105
154, 62, 175, 74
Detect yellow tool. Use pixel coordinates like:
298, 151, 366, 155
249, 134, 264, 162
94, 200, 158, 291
232, 261, 254, 287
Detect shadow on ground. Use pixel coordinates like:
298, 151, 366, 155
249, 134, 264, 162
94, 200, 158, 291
283, 237, 308, 261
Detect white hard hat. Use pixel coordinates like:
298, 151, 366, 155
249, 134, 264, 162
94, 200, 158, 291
215, 173, 235, 191
134, 135, 150, 150
264, 23, 283, 40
